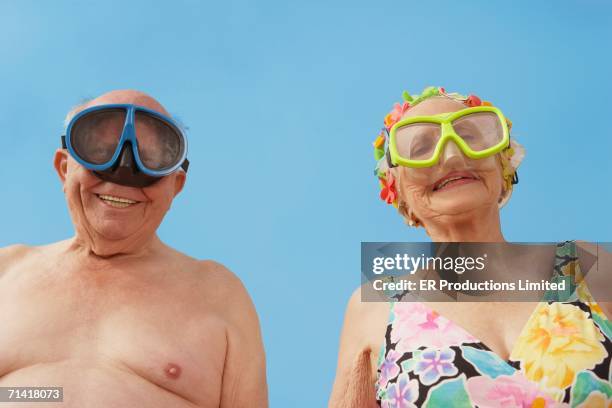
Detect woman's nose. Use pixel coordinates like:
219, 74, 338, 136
439, 139, 467, 166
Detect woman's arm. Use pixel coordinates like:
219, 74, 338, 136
329, 288, 389, 408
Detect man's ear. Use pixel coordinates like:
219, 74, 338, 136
173, 171, 186, 198
54, 149, 69, 186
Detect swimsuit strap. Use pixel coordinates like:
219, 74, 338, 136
376, 301, 396, 369
547, 240, 596, 303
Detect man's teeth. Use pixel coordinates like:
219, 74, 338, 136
436, 176, 469, 190
98, 194, 137, 208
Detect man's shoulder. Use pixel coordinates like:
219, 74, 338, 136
175, 256, 251, 304
183, 259, 258, 328
193, 259, 246, 291
160, 247, 256, 320
0, 243, 31, 256
0, 244, 34, 273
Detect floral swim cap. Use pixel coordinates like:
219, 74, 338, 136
373, 86, 525, 210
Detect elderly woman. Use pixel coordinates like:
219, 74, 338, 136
329, 87, 611, 407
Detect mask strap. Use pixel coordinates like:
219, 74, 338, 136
386, 149, 397, 169
181, 159, 190, 173
512, 171, 519, 185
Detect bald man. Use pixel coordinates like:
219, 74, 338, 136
0, 90, 268, 407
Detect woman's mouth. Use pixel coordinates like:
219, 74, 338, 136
96, 194, 139, 209
433, 172, 479, 192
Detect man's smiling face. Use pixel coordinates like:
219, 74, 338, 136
55, 90, 186, 248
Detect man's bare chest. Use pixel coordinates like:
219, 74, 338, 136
0, 262, 227, 405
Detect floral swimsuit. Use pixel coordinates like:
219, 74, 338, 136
375, 241, 612, 407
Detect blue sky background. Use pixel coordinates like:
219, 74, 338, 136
1, 0, 611, 406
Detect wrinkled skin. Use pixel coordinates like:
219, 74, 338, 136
329, 97, 611, 407
391, 96, 506, 242
0, 90, 268, 408
57, 91, 186, 256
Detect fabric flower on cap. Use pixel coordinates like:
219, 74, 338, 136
380, 174, 397, 205
372, 85, 526, 213
384, 101, 410, 130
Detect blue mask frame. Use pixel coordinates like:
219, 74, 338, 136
62, 103, 189, 177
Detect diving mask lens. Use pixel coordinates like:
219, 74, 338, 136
451, 111, 504, 152
71, 108, 126, 165
134, 111, 184, 171
69, 106, 187, 174
395, 122, 441, 161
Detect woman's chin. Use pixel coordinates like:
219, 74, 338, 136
428, 187, 493, 215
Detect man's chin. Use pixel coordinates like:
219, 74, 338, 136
81, 205, 144, 240
90, 221, 141, 242
95, 225, 133, 241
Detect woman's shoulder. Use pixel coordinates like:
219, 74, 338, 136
344, 285, 392, 346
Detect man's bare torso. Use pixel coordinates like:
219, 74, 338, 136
0, 241, 233, 407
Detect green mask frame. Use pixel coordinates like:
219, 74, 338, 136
387, 106, 510, 169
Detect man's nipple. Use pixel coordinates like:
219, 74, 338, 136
164, 363, 182, 379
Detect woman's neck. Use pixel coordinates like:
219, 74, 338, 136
423, 205, 506, 243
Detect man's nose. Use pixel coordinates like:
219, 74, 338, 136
117, 144, 138, 173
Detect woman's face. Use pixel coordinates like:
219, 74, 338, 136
394, 97, 504, 223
